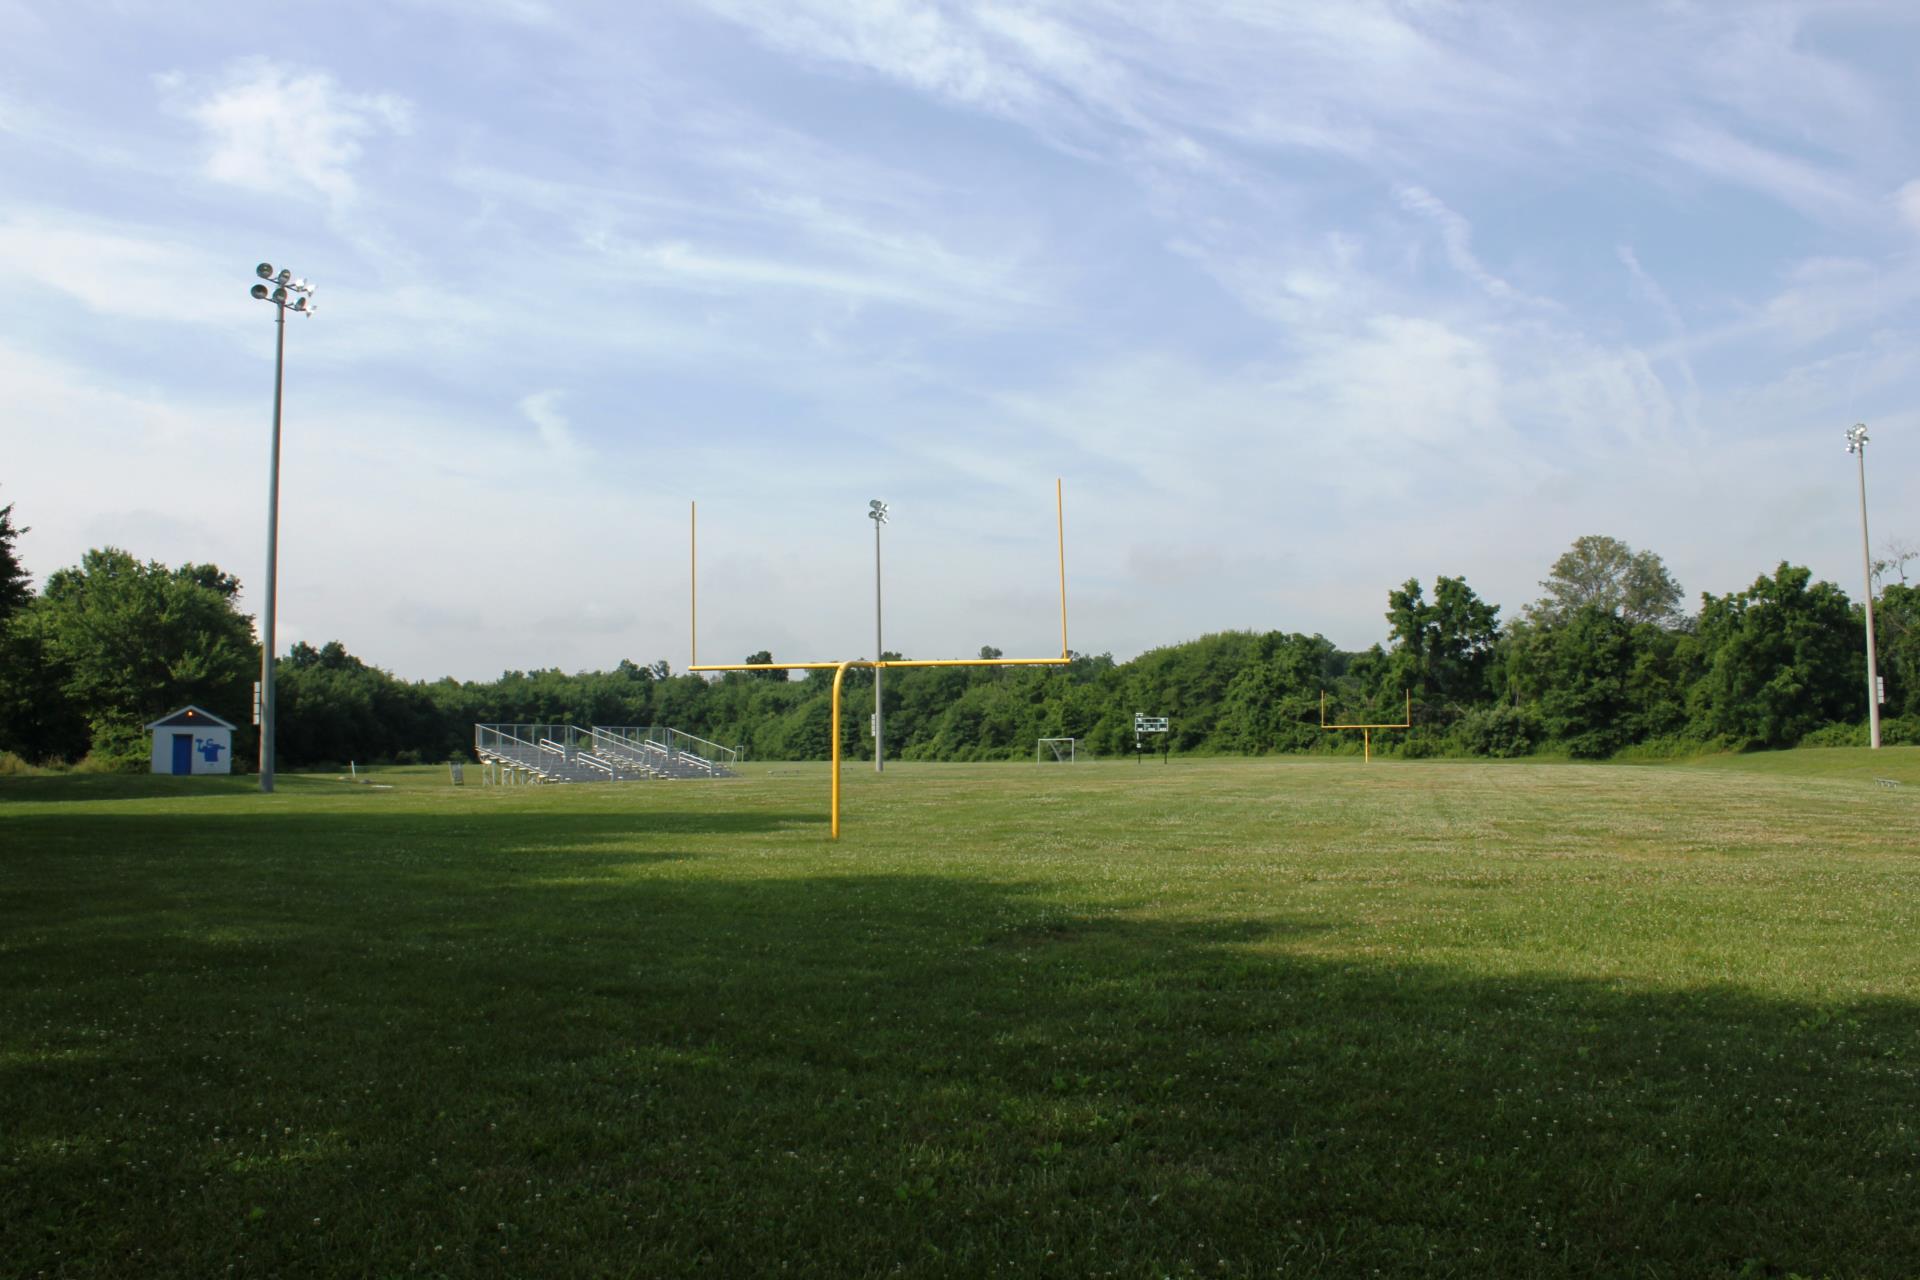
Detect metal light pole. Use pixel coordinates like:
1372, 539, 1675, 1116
249, 262, 317, 792
868, 499, 888, 772
1846, 423, 1881, 750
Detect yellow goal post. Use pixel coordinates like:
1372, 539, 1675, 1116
1319, 690, 1412, 763
689, 480, 1073, 837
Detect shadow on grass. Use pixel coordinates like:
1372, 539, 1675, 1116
1, 848, 1915, 1277
0, 772, 790, 806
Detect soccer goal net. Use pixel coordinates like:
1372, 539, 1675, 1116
1036, 737, 1077, 763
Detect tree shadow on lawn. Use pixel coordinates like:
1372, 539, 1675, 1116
0, 805, 823, 862
1, 867, 1915, 1279
0, 772, 808, 807
0, 773, 310, 805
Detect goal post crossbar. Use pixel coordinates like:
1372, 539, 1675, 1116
1036, 737, 1076, 763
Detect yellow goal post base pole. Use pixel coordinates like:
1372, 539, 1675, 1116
1319, 689, 1413, 763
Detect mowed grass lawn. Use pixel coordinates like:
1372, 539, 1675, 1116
2, 752, 1917, 1278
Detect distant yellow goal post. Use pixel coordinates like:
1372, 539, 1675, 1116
689, 480, 1073, 838
1319, 690, 1412, 763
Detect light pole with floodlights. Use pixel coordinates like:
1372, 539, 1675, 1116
249, 262, 316, 792
869, 499, 888, 772
1845, 423, 1881, 750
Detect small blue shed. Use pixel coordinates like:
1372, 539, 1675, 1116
146, 706, 237, 776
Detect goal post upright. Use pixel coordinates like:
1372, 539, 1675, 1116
690, 479, 1073, 837
1056, 476, 1068, 661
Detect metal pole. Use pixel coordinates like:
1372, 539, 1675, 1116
1857, 442, 1882, 750
259, 306, 285, 793
689, 501, 697, 669
873, 513, 884, 773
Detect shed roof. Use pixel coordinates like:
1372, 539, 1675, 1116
145, 705, 238, 731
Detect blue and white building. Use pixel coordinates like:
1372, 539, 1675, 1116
145, 706, 236, 776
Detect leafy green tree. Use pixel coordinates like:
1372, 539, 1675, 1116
1872, 582, 1918, 720
1531, 535, 1683, 626
1384, 576, 1501, 708
741, 650, 789, 682
0, 498, 31, 626
276, 640, 452, 766
1535, 606, 1636, 757
1690, 563, 1861, 748
27, 548, 257, 766
1499, 607, 1689, 756
0, 498, 66, 760
1213, 632, 1338, 753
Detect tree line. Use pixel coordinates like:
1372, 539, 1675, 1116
2, 493, 1915, 771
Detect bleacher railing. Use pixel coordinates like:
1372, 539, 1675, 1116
475, 724, 739, 781
593, 725, 741, 775
476, 724, 587, 758
650, 726, 742, 772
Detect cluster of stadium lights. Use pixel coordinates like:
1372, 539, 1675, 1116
251, 262, 317, 313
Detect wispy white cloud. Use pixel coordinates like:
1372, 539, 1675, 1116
700, 0, 1052, 120
162, 60, 411, 213
518, 389, 585, 461
1615, 244, 1701, 432
394, 0, 558, 27
1689, 8, 1891, 163
1393, 185, 1545, 308
1662, 121, 1878, 229
1896, 179, 1920, 235
0, 214, 240, 326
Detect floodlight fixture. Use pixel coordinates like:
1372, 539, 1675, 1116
868, 499, 888, 523
245, 258, 320, 792
1845, 422, 1881, 749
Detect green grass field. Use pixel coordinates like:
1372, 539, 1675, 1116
3, 752, 1918, 1278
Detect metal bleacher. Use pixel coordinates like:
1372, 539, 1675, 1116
473, 723, 740, 785
590, 726, 740, 780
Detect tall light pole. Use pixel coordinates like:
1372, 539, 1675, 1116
1846, 423, 1881, 750
249, 262, 316, 792
869, 499, 888, 772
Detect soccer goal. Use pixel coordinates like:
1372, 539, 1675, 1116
1036, 737, 1077, 763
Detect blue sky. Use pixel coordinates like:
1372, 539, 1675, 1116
3, 1, 1916, 681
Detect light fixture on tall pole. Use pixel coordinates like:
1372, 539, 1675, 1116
1845, 423, 1881, 751
249, 262, 317, 792
868, 499, 889, 773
